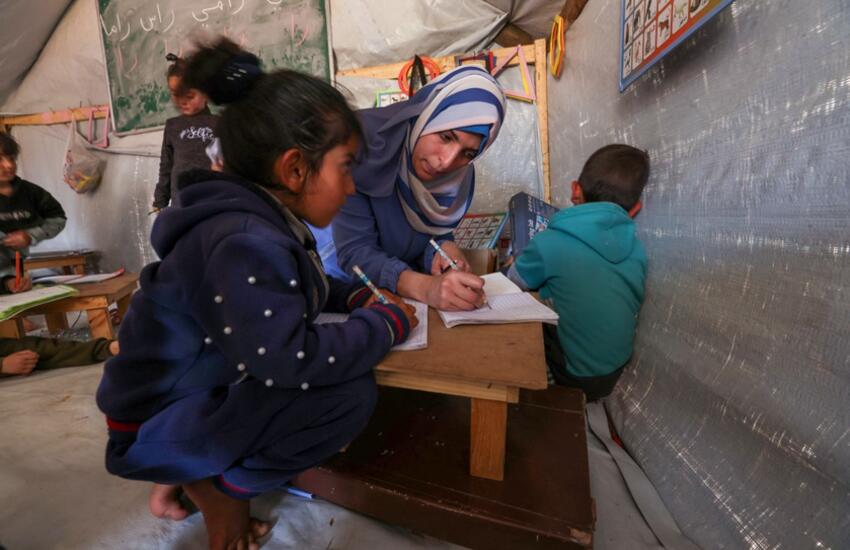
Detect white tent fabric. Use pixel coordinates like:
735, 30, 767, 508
0, 0, 72, 107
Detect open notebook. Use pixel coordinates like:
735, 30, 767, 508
314, 300, 428, 351
33, 268, 125, 285
437, 272, 559, 328
0, 285, 78, 321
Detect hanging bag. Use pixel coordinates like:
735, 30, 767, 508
62, 111, 106, 193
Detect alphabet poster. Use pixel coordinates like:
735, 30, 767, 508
620, 0, 734, 91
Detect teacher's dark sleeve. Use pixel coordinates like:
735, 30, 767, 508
332, 192, 412, 293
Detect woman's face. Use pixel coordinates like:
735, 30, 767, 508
411, 130, 483, 182
296, 135, 359, 228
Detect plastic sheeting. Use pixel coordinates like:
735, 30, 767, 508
483, 0, 565, 38
548, 0, 850, 548
0, 0, 71, 106
331, 0, 506, 71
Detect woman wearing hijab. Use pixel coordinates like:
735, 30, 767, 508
330, 66, 506, 311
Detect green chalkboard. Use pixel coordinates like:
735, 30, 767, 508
97, 0, 332, 134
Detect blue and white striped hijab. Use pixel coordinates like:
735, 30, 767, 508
353, 66, 506, 235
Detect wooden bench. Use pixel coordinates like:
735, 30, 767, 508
0, 273, 139, 340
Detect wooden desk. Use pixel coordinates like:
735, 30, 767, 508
13, 273, 139, 339
25, 250, 97, 275
374, 308, 548, 480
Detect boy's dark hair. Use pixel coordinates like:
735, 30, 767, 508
0, 132, 20, 159
182, 37, 363, 188
577, 144, 649, 210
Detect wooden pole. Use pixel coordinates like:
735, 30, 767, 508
0, 106, 109, 128
534, 38, 551, 203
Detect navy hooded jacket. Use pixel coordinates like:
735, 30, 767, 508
97, 170, 408, 425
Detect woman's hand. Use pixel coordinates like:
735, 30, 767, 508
430, 241, 470, 274
425, 270, 485, 311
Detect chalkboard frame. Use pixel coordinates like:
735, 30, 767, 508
95, 0, 335, 135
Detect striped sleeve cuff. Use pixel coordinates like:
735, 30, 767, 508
367, 302, 411, 346
346, 285, 372, 311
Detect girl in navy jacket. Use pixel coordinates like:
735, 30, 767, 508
97, 38, 417, 549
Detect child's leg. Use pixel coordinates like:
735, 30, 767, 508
213, 373, 378, 496
17, 336, 112, 370
542, 325, 625, 401
149, 484, 190, 521
182, 478, 268, 550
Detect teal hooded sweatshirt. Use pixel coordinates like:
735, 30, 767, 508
514, 202, 647, 378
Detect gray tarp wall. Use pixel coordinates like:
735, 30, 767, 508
548, 1, 850, 548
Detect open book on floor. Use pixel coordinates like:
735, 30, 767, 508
437, 272, 559, 328
32, 268, 125, 285
314, 300, 428, 351
0, 285, 78, 321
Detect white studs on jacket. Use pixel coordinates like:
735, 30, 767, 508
300, 382, 310, 391
289, 279, 298, 287
257, 347, 267, 355
237, 363, 246, 372
328, 356, 336, 364
248, 276, 257, 284
204, 337, 213, 345
296, 350, 305, 360
265, 378, 274, 387
264, 309, 273, 318
214, 295, 223, 304
223, 326, 232, 335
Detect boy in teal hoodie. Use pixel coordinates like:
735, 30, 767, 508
507, 144, 649, 401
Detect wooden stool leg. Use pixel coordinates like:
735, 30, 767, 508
115, 294, 132, 322
87, 308, 114, 340
45, 312, 69, 332
0, 319, 23, 338
470, 398, 508, 481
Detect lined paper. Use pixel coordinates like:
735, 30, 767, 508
437, 292, 558, 328
315, 301, 428, 351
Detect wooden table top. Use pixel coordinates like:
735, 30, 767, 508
376, 307, 548, 391
65, 273, 139, 300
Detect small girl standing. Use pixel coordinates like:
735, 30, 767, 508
151, 54, 219, 211
99, 38, 417, 549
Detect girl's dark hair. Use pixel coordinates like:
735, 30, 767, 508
0, 132, 20, 158
166, 53, 186, 79
577, 144, 650, 210
182, 37, 363, 188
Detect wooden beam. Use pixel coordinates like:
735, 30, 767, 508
534, 38, 551, 203
493, 23, 534, 49
0, 106, 109, 127
337, 44, 537, 80
560, 0, 590, 25
375, 370, 519, 403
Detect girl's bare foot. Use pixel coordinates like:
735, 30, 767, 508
149, 483, 190, 520
183, 478, 271, 550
